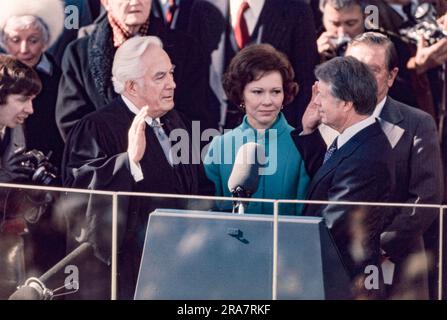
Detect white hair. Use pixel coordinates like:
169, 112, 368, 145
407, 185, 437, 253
112, 36, 163, 94
1, 15, 50, 48
0, 0, 65, 48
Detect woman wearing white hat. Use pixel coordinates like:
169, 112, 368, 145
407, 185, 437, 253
0, 0, 65, 174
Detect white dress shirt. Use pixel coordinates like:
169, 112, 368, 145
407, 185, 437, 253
372, 96, 387, 119
0, 126, 5, 141
336, 115, 377, 149
388, 0, 419, 22
35, 53, 53, 76
230, 0, 265, 35
319, 98, 386, 148
158, 0, 179, 28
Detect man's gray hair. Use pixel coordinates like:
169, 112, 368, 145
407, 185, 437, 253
319, 0, 364, 12
315, 56, 377, 115
348, 32, 398, 71
112, 36, 163, 94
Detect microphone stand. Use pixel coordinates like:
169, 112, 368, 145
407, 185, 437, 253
231, 186, 251, 215
9, 242, 92, 300
24, 277, 53, 300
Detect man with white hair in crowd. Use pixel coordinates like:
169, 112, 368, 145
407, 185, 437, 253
62, 35, 213, 299
56, 0, 213, 142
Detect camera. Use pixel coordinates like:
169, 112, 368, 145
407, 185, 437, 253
330, 35, 351, 56
399, 3, 447, 46
22, 149, 58, 186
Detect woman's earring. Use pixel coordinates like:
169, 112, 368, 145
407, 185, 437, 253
240, 103, 246, 110
281, 105, 284, 110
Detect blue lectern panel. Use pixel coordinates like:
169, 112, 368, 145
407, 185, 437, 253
134, 210, 350, 299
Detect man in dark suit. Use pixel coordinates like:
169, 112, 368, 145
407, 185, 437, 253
345, 32, 443, 299
152, 0, 195, 32
48, 0, 102, 67
62, 36, 213, 299
188, 0, 318, 130
292, 56, 395, 299
56, 0, 212, 141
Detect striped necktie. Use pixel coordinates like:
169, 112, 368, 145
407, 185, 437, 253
150, 119, 174, 166
234, 1, 250, 49
166, 0, 177, 27
323, 138, 338, 164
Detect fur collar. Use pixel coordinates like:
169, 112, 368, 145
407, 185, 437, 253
86, 14, 166, 104
88, 17, 116, 104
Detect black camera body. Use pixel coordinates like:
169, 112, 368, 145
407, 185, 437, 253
329, 35, 351, 57
400, 20, 447, 46
399, 3, 447, 46
22, 149, 58, 186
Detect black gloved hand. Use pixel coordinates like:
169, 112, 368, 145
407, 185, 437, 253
0, 147, 35, 183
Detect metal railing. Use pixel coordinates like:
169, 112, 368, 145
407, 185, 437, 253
0, 183, 444, 300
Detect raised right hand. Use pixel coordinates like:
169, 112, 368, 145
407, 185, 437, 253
301, 82, 322, 134
128, 106, 149, 164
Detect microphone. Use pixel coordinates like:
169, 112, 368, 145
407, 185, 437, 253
9, 242, 93, 300
228, 142, 265, 214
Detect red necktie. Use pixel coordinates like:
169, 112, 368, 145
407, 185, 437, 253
234, 1, 250, 49
166, 0, 177, 26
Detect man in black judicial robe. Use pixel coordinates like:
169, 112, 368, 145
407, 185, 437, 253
56, 0, 214, 141
62, 36, 212, 299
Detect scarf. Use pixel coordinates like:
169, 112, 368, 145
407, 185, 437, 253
107, 12, 150, 47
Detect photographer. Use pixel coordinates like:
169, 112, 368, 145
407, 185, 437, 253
0, 55, 41, 298
0, 55, 42, 184
0, 0, 66, 174
370, 0, 447, 119
0, 53, 58, 185
0, 55, 65, 299
317, 0, 365, 62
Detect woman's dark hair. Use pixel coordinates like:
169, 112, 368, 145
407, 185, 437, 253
223, 44, 299, 108
0, 55, 42, 105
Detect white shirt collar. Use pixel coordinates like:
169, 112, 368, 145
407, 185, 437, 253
121, 95, 160, 126
337, 115, 377, 149
159, 0, 175, 4
372, 96, 387, 119
0, 126, 6, 140
230, 0, 265, 35
389, 0, 419, 21
35, 53, 53, 76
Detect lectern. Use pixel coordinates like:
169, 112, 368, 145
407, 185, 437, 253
134, 209, 351, 299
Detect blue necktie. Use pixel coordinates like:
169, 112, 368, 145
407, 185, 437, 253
323, 138, 338, 164
150, 119, 173, 166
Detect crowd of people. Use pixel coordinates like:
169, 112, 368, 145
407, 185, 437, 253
0, 0, 447, 300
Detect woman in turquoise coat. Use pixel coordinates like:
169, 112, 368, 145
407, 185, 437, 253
204, 44, 310, 215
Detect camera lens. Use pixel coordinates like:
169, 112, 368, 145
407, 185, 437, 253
32, 166, 57, 186
23, 149, 58, 186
